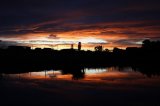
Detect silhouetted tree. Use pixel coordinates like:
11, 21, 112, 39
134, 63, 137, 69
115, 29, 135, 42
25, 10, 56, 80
113, 47, 123, 53
95, 45, 103, 51
104, 48, 110, 53
142, 40, 151, 48
142, 40, 160, 50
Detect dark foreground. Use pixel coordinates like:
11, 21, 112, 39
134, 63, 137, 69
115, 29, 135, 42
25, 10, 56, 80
0, 40, 160, 106
1, 69, 160, 106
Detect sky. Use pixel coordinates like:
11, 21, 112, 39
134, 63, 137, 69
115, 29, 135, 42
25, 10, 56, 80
0, 0, 160, 50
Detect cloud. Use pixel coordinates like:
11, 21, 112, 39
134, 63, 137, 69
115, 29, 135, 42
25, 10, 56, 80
0, 40, 20, 48
0, 0, 160, 49
79, 37, 108, 44
47, 34, 60, 39
112, 39, 146, 46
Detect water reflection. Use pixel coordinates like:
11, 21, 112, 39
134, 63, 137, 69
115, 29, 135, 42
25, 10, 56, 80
2, 66, 160, 82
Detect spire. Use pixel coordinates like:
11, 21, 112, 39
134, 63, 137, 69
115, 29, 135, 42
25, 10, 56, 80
78, 42, 81, 51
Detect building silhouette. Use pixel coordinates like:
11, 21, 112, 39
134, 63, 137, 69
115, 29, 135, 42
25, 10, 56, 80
71, 44, 74, 49
78, 42, 81, 51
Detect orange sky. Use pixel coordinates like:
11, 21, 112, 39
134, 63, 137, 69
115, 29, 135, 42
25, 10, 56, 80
0, 0, 160, 50
0, 20, 160, 50
1, 20, 159, 50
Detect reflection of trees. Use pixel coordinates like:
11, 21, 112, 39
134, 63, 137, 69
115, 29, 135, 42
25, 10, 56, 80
108, 65, 160, 78
131, 65, 160, 77
1, 39, 160, 79
61, 67, 85, 80
72, 69, 85, 80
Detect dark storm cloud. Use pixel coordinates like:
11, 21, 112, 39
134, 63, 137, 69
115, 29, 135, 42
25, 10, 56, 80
47, 34, 60, 39
0, 0, 160, 46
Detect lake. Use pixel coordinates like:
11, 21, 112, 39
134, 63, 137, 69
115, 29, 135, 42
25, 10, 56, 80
0, 66, 160, 106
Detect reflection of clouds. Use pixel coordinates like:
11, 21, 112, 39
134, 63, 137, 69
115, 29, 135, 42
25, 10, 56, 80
84, 67, 148, 82
4, 67, 160, 87
84, 68, 107, 74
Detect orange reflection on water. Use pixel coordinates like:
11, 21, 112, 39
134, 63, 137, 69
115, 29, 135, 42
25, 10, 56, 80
6, 68, 141, 80
4, 67, 160, 87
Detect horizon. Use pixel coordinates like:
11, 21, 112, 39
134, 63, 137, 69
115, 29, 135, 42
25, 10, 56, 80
0, 40, 142, 51
1, 39, 159, 51
1, 1, 160, 106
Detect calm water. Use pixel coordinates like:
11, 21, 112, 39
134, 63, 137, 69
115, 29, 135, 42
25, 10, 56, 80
2, 67, 160, 84
1, 66, 160, 106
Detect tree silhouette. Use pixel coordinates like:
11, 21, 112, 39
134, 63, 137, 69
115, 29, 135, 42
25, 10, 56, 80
142, 40, 151, 48
95, 45, 103, 51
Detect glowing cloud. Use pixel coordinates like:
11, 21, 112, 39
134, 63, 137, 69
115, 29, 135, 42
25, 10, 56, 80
79, 37, 107, 44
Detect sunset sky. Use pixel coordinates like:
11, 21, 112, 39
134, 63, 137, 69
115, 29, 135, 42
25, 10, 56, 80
0, 0, 160, 50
